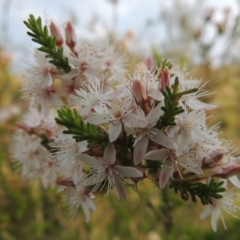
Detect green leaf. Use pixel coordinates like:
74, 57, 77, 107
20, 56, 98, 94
172, 179, 225, 205
55, 107, 108, 147
24, 15, 71, 73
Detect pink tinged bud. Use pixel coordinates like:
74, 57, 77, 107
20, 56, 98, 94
158, 67, 170, 92
214, 163, 240, 178
132, 80, 148, 104
203, 153, 224, 168
65, 21, 77, 49
49, 21, 64, 47
145, 57, 154, 70
16, 122, 34, 134
56, 178, 75, 187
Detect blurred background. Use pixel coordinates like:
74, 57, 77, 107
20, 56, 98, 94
1, 0, 240, 239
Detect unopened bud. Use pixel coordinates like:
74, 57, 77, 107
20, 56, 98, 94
214, 163, 240, 178
56, 178, 75, 187
203, 153, 224, 168
181, 192, 189, 201
16, 122, 34, 134
49, 21, 64, 47
158, 67, 170, 92
146, 57, 154, 70
132, 80, 148, 104
65, 21, 77, 49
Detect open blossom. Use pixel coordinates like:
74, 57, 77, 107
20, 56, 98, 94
200, 180, 240, 232
85, 96, 148, 142
63, 183, 97, 222
21, 49, 62, 108
144, 134, 203, 189
171, 67, 217, 110
12, 131, 58, 188
125, 103, 176, 165
51, 134, 88, 185
77, 142, 143, 199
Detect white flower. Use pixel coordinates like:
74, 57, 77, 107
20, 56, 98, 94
71, 79, 110, 116
77, 142, 143, 199
63, 184, 97, 223
22, 50, 63, 108
144, 136, 203, 189
51, 134, 88, 185
126, 103, 176, 165
200, 181, 240, 232
85, 97, 148, 142
171, 67, 217, 110
12, 131, 57, 187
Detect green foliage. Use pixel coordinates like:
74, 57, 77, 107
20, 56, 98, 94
172, 179, 225, 205
23, 15, 71, 73
158, 78, 198, 128
160, 59, 173, 70
55, 107, 108, 147
158, 85, 184, 128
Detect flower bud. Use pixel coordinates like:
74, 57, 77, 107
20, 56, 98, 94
132, 80, 148, 104
203, 153, 224, 168
158, 67, 170, 92
181, 192, 189, 201
49, 21, 63, 47
145, 57, 154, 70
214, 163, 240, 178
56, 178, 75, 187
65, 21, 77, 49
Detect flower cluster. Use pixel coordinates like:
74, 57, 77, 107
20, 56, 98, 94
12, 15, 240, 231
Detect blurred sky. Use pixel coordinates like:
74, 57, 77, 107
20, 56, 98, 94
0, 0, 238, 70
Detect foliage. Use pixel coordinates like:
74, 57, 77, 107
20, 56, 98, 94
23, 15, 71, 73
171, 179, 225, 205
55, 107, 109, 147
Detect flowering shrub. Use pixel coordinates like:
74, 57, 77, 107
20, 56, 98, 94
12, 15, 240, 231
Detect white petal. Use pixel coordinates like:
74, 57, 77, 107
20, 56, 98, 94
72, 162, 82, 185
159, 158, 173, 189
80, 105, 92, 116
103, 142, 116, 165
114, 165, 143, 178
134, 136, 149, 165
122, 113, 148, 127
147, 103, 163, 126
144, 149, 169, 161
200, 205, 212, 219
61, 67, 80, 79
148, 89, 164, 101
229, 176, 240, 188
178, 157, 203, 175
85, 113, 108, 125
108, 121, 122, 142
81, 202, 91, 223
77, 141, 89, 153
176, 130, 191, 156
211, 209, 221, 232
187, 99, 217, 111
85, 197, 97, 211
114, 174, 127, 200
149, 128, 177, 149
76, 154, 103, 168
